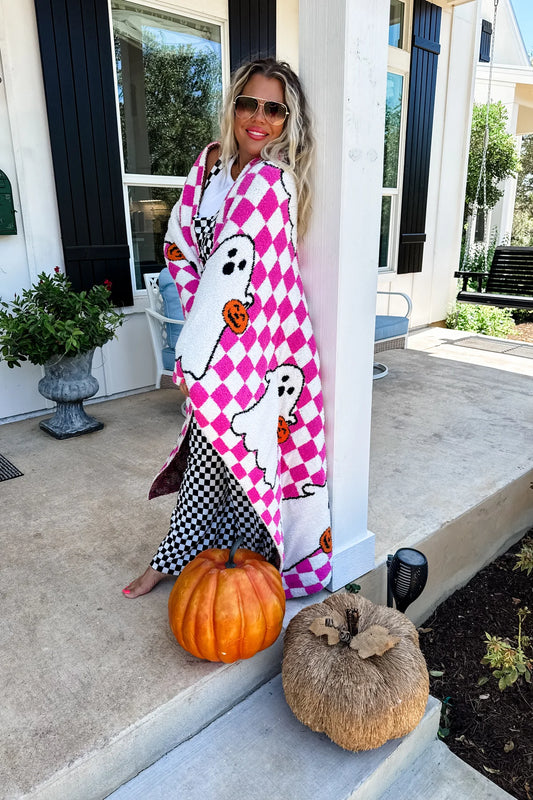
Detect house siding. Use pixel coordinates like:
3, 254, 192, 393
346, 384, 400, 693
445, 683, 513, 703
0, 0, 479, 421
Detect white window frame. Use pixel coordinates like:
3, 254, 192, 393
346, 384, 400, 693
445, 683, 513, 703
107, 0, 230, 296
380, 0, 411, 274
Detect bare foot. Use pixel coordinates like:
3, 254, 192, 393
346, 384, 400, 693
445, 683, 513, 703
122, 566, 166, 598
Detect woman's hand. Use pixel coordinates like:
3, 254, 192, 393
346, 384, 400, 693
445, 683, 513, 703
180, 379, 190, 398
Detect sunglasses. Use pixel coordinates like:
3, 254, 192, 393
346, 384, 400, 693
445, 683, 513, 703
234, 95, 289, 125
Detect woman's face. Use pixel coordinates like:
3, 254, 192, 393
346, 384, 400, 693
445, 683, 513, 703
233, 73, 286, 167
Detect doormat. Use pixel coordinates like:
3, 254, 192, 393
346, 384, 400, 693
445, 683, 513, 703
453, 336, 533, 359
0, 454, 23, 482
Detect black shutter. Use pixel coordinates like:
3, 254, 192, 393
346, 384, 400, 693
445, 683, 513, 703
479, 19, 492, 63
228, 0, 276, 73
397, 0, 441, 275
34, 0, 133, 306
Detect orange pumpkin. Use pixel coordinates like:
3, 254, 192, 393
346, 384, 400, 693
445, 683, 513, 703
320, 527, 332, 554
277, 415, 290, 444
168, 539, 285, 663
223, 299, 249, 334
164, 242, 186, 261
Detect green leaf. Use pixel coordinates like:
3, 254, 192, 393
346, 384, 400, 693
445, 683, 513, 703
477, 676, 490, 686
429, 670, 444, 677
344, 583, 361, 594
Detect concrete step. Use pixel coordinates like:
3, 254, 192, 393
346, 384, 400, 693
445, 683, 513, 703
380, 739, 515, 800
107, 674, 441, 800
25, 593, 325, 800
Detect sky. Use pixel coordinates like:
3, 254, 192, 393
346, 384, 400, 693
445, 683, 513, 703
510, 0, 533, 56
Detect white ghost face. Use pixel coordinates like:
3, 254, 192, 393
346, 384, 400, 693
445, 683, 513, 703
176, 234, 256, 380
231, 364, 305, 488
274, 365, 304, 424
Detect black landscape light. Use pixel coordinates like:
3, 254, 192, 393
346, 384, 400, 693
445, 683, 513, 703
387, 548, 428, 612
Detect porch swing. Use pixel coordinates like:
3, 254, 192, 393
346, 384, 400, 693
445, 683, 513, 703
454, 0, 533, 311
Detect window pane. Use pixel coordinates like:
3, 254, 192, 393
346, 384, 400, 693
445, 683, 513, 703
112, 1, 222, 177
389, 0, 405, 48
474, 211, 487, 243
383, 73, 403, 188
129, 186, 182, 289
379, 196, 392, 269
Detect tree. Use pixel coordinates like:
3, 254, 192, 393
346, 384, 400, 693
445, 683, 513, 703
464, 101, 519, 219
115, 34, 222, 179
511, 133, 533, 246
143, 40, 222, 177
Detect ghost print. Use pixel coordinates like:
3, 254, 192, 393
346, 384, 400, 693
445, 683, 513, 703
281, 482, 331, 572
175, 234, 255, 380
232, 364, 304, 488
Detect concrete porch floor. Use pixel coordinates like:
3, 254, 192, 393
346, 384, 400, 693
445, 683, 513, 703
0, 326, 532, 799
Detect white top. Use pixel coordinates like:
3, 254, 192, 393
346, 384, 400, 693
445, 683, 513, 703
198, 159, 235, 218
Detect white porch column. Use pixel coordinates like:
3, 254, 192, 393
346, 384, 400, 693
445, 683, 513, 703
299, 0, 389, 590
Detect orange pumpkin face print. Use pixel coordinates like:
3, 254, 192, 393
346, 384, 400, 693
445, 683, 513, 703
223, 299, 249, 334
277, 415, 290, 444
165, 242, 186, 262
320, 527, 332, 554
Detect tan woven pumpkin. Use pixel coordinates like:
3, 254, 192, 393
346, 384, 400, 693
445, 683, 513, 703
282, 593, 429, 751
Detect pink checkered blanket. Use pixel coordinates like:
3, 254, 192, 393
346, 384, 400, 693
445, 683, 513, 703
149, 144, 331, 598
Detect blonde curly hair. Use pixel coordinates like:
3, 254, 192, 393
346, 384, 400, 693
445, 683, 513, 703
219, 58, 315, 237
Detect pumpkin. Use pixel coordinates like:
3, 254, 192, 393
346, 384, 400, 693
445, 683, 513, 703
319, 527, 332, 554
282, 593, 429, 751
277, 415, 290, 444
168, 538, 285, 663
164, 242, 186, 261
223, 299, 249, 334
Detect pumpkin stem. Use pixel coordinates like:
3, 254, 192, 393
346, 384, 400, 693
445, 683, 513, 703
346, 608, 359, 637
226, 536, 244, 568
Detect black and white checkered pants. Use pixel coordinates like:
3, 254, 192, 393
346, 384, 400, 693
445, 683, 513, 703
151, 417, 278, 575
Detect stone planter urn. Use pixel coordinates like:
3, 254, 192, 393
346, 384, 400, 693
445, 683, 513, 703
38, 349, 104, 439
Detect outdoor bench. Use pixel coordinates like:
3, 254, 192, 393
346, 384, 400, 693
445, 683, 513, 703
454, 246, 533, 310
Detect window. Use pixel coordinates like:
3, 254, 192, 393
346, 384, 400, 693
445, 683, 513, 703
111, 1, 224, 290
479, 19, 492, 63
389, 0, 405, 49
474, 210, 488, 243
380, 72, 405, 270
380, 0, 410, 272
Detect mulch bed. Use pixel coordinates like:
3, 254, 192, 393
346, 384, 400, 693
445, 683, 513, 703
509, 322, 533, 343
418, 530, 533, 799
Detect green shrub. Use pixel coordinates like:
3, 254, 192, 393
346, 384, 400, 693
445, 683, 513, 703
512, 308, 533, 325
458, 230, 503, 291
514, 538, 533, 577
0, 269, 124, 368
482, 608, 531, 691
446, 303, 516, 338
460, 231, 498, 272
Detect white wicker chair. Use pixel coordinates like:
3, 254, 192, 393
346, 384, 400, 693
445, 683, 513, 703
143, 271, 185, 390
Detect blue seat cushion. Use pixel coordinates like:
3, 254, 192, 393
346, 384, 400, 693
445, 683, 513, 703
158, 267, 184, 348
162, 346, 176, 372
375, 315, 409, 342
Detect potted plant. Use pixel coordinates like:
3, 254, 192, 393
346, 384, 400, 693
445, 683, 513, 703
0, 267, 124, 438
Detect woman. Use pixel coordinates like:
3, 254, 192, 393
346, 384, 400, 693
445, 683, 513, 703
123, 58, 331, 600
